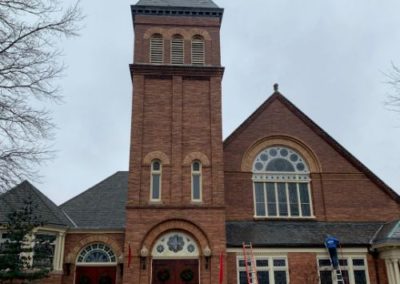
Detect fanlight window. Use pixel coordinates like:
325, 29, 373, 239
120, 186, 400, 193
77, 243, 116, 263
152, 232, 199, 258
252, 146, 313, 218
150, 34, 163, 64
171, 34, 184, 64
191, 35, 205, 65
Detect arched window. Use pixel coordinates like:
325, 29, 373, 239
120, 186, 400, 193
191, 35, 204, 65
252, 146, 313, 218
77, 243, 116, 264
151, 160, 162, 201
191, 161, 202, 202
171, 34, 184, 64
150, 34, 163, 64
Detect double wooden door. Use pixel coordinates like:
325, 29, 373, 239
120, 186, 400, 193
152, 259, 199, 284
75, 266, 116, 284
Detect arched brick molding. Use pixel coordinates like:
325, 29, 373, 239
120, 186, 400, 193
241, 135, 321, 172
165, 28, 191, 40
143, 27, 167, 39
67, 235, 123, 263
140, 219, 211, 256
183, 152, 210, 167
189, 28, 211, 41
143, 151, 170, 165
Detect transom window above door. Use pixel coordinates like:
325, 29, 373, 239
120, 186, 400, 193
252, 146, 314, 218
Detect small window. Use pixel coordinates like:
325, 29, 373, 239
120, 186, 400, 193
171, 34, 184, 64
191, 161, 202, 202
151, 160, 162, 201
77, 243, 117, 264
318, 256, 369, 284
237, 256, 288, 284
191, 35, 205, 65
150, 34, 163, 64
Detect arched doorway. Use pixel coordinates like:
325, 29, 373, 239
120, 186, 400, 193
151, 231, 200, 284
75, 243, 117, 284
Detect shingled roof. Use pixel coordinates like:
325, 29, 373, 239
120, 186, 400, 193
135, 0, 219, 8
226, 221, 384, 247
373, 220, 400, 247
0, 181, 72, 227
60, 171, 128, 229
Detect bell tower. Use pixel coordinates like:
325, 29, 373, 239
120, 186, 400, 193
124, 0, 226, 283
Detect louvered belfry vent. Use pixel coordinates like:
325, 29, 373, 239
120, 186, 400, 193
150, 34, 163, 64
191, 35, 205, 65
171, 35, 184, 64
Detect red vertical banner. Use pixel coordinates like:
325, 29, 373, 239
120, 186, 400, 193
219, 251, 224, 284
128, 244, 132, 268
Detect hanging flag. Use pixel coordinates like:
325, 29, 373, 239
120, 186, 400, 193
128, 243, 132, 268
219, 251, 224, 284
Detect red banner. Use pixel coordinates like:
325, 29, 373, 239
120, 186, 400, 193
219, 251, 224, 284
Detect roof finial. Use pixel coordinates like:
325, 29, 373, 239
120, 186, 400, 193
273, 83, 279, 92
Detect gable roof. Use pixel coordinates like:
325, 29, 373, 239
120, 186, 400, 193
60, 171, 128, 229
226, 221, 384, 247
0, 181, 72, 227
224, 92, 400, 203
135, 0, 219, 8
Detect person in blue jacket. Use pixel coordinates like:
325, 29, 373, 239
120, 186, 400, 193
325, 235, 340, 269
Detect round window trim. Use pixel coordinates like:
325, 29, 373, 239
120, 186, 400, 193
76, 243, 117, 264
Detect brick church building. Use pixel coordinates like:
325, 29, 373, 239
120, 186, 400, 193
1, 0, 399, 283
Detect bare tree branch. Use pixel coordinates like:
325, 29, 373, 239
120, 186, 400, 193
385, 62, 400, 111
0, 0, 83, 192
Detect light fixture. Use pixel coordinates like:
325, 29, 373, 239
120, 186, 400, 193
203, 246, 212, 270
140, 246, 149, 270
118, 254, 124, 276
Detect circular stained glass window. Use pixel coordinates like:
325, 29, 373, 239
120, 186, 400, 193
280, 149, 288, 157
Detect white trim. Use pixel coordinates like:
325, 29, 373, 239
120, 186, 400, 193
191, 160, 202, 202
150, 160, 162, 202
317, 253, 370, 284
227, 248, 369, 254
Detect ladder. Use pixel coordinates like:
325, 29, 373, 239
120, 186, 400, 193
242, 242, 258, 284
334, 267, 345, 284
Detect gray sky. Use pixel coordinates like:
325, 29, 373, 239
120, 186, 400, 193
39, 0, 400, 205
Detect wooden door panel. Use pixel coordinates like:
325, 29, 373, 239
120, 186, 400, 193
152, 260, 199, 284
75, 266, 116, 284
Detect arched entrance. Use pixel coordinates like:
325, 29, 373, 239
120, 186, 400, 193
151, 231, 200, 284
75, 243, 117, 284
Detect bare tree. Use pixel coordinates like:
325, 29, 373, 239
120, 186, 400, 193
386, 63, 400, 111
0, 0, 83, 192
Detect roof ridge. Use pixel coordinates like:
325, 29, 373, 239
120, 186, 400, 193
59, 171, 127, 208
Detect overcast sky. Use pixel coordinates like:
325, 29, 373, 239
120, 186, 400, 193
38, 0, 400, 205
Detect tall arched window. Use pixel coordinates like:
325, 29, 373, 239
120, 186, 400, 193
191, 35, 204, 65
252, 146, 313, 218
151, 160, 162, 201
171, 34, 184, 64
191, 161, 202, 202
150, 34, 163, 64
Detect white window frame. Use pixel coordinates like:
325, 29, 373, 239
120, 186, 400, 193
150, 160, 162, 202
237, 255, 289, 284
171, 34, 184, 65
191, 161, 202, 202
253, 181, 314, 219
150, 34, 164, 64
317, 254, 370, 284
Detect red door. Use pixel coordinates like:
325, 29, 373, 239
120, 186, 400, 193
152, 260, 199, 284
75, 266, 116, 284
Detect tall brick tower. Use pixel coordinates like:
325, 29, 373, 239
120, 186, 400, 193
124, 0, 226, 283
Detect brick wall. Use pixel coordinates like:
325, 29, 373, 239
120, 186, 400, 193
224, 97, 400, 221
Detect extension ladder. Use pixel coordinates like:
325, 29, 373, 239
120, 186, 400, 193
242, 242, 258, 284
334, 268, 345, 284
